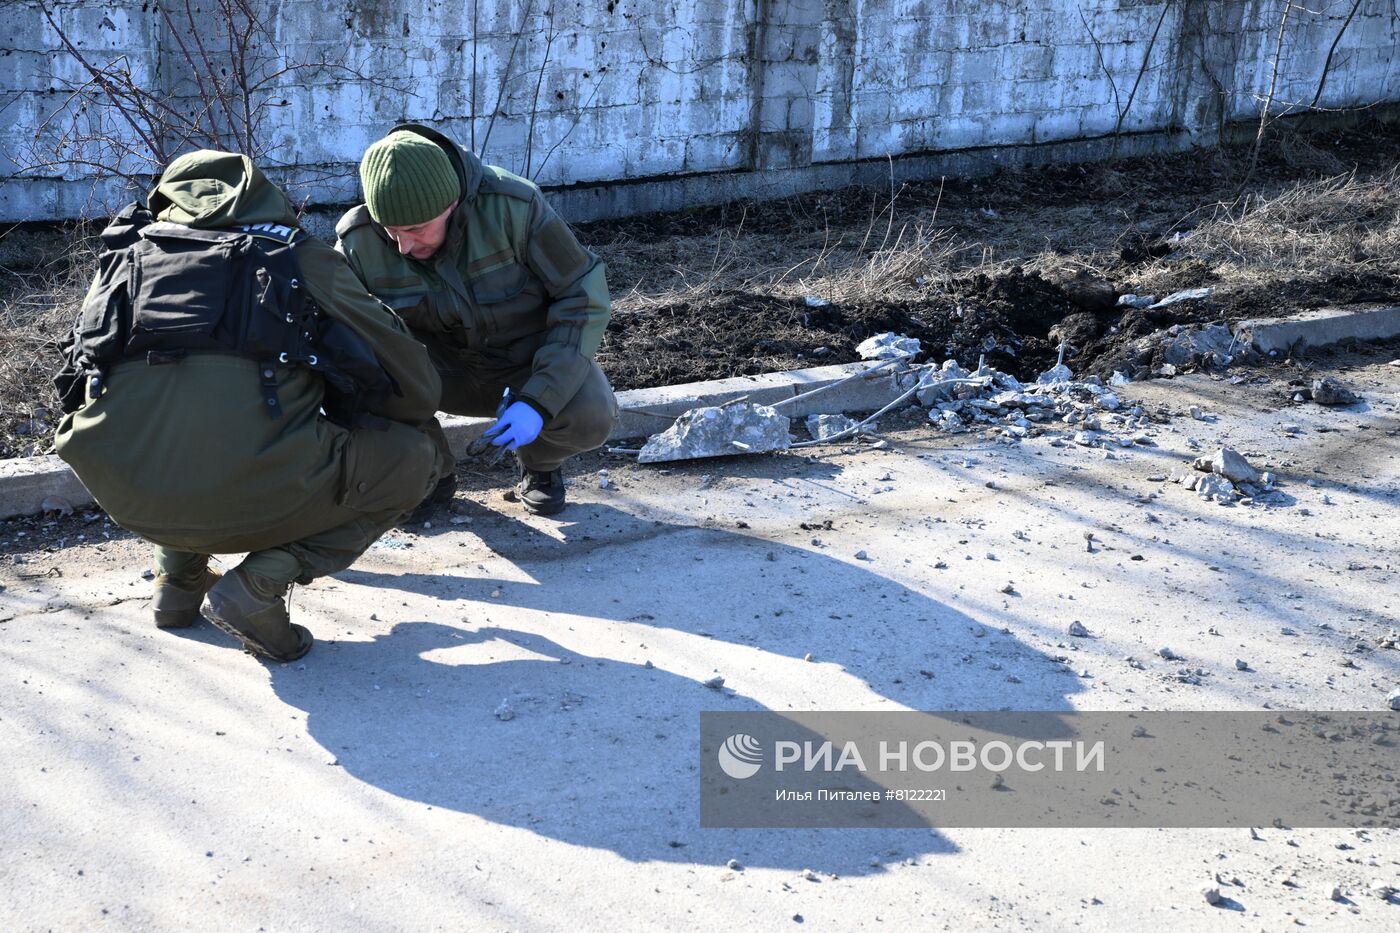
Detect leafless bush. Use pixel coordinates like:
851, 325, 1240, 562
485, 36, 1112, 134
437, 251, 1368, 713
19, 0, 396, 205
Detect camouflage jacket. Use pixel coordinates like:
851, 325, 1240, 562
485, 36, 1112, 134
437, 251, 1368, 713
335, 124, 611, 417
55, 151, 440, 545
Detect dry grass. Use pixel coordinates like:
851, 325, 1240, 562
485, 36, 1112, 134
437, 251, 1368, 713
0, 227, 98, 458
1130, 169, 1400, 294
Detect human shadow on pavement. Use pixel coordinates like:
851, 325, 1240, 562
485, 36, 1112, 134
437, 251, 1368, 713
269, 503, 1084, 874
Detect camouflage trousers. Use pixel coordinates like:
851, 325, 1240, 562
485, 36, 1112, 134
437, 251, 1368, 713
153, 420, 448, 592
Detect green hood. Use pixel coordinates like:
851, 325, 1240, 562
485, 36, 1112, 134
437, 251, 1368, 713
148, 150, 300, 228
386, 123, 484, 204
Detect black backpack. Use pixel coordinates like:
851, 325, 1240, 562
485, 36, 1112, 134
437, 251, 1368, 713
55, 203, 395, 427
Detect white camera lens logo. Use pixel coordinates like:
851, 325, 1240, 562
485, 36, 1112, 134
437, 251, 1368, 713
718, 733, 763, 779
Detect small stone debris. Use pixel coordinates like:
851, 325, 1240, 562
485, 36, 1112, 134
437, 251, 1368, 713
1189, 405, 1205, 420
802, 295, 828, 307
1131, 725, 1148, 737
727, 859, 744, 871
702, 675, 726, 689
1369, 879, 1395, 899
1235, 659, 1249, 671
140, 568, 156, 580
806, 413, 861, 441
801, 868, 820, 882
1386, 688, 1400, 711
854, 550, 870, 561
857, 332, 921, 360
1158, 646, 1178, 660
494, 699, 515, 721
803, 653, 814, 662
1280, 626, 1297, 636
999, 582, 1016, 594
1326, 883, 1344, 902
1116, 293, 1155, 309
40, 496, 74, 516
1068, 621, 1090, 638
1207, 447, 1262, 485
1311, 377, 1360, 406
1195, 473, 1235, 504
1202, 886, 1223, 906
644, 660, 654, 669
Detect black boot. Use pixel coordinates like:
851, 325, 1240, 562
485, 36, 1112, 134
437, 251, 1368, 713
202, 568, 313, 662
403, 473, 457, 525
516, 461, 566, 516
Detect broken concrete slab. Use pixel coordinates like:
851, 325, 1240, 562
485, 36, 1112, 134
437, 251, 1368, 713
0, 456, 94, 522
857, 333, 921, 360
1161, 323, 1235, 367
0, 362, 910, 519
1234, 305, 1400, 356
637, 403, 791, 463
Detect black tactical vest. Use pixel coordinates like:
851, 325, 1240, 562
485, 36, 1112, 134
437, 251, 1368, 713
56, 203, 394, 426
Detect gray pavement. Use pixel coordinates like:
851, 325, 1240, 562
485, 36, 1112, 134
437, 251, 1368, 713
2, 357, 1398, 931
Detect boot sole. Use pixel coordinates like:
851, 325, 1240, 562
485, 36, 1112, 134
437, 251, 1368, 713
203, 602, 313, 662
519, 496, 566, 516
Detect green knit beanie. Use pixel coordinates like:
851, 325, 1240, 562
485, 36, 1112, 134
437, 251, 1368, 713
359, 131, 460, 226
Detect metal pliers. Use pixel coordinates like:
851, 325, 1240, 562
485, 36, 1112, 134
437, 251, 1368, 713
465, 388, 514, 465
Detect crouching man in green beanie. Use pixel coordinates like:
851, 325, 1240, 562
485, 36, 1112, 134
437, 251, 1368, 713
53, 150, 450, 662
335, 125, 619, 517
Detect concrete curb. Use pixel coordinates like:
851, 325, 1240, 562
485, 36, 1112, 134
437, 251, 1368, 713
1, 361, 901, 519
1233, 306, 1400, 356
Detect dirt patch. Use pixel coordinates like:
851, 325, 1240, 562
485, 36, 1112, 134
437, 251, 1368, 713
5, 118, 1400, 457
601, 265, 1225, 388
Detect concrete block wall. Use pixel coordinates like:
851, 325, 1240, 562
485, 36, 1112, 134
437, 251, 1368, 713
2, 0, 1398, 221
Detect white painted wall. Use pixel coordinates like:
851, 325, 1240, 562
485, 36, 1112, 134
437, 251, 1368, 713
2, 1, 1397, 220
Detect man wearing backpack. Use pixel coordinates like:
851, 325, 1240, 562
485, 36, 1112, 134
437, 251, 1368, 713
335, 125, 619, 518
54, 150, 449, 662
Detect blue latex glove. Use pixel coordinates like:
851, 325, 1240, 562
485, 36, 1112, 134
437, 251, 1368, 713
486, 400, 544, 451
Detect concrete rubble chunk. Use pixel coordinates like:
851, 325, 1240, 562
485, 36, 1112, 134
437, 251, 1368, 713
1116, 293, 1155, 309
1211, 448, 1261, 485
857, 332, 921, 360
1196, 473, 1236, 503
931, 410, 967, 433
1311, 377, 1360, 406
1150, 287, 1213, 309
1037, 363, 1073, 385
805, 413, 862, 440
1161, 322, 1234, 367
638, 403, 791, 463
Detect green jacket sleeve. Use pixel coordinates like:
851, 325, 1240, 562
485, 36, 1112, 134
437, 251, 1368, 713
297, 239, 441, 425
515, 191, 611, 417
